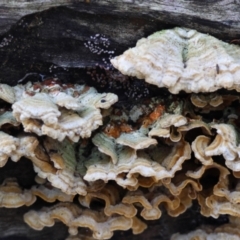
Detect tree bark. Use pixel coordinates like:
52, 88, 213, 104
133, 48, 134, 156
1, 0, 240, 38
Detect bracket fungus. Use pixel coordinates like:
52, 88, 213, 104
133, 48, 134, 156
111, 27, 240, 94
0, 178, 36, 208
171, 216, 240, 240
4, 81, 118, 142
2, 28, 240, 239
23, 202, 146, 239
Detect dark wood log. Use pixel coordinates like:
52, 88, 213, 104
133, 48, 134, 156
1, 1, 240, 86
1, 0, 240, 38
0, 1, 236, 239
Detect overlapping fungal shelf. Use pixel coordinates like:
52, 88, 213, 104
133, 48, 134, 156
1, 28, 240, 239
111, 27, 240, 94
171, 216, 240, 239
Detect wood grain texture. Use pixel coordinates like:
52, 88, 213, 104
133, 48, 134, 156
0, 0, 240, 37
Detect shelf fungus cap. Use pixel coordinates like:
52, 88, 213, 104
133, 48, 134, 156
122, 189, 180, 220
0, 131, 39, 167
31, 184, 74, 203
171, 229, 240, 240
0, 131, 19, 167
12, 93, 60, 126
92, 133, 118, 164
0, 84, 16, 103
204, 124, 240, 171
34, 137, 87, 196
171, 216, 240, 240
23, 203, 82, 231
84, 140, 191, 189
0, 178, 36, 208
78, 185, 137, 218
11, 83, 118, 142
149, 113, 187, 140
111, 27, 240, 93
24, 203, 144, 240
0, 111, 20, 127
191, 93, 224, 108
116, 131, 157, 150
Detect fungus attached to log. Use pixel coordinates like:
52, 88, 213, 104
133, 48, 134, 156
0, 178, 36, 208
24, 202, 146, 239
171, 216, 240, 239
2, 27, 240, 239
111, 27, 240, 94
0, 81, 118, 142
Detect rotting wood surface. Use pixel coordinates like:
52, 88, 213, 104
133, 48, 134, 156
1, 0, 240, 38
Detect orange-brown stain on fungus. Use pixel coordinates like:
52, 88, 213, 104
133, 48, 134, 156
120, 122, 133, 133
32, 82, 42, 91
149, 105, 165, 121
104, 121, 133, 138
104, 123, 121, 138
143, 104, 165, 127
